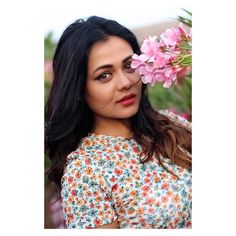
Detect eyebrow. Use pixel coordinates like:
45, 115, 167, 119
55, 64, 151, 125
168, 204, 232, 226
93, 55, 133, 74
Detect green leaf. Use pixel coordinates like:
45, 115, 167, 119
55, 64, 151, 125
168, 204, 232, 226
177, 8, 192, 28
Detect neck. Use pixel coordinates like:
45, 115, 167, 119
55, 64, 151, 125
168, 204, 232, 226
93, 116, 133, 138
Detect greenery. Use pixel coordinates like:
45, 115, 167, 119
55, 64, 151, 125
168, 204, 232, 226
177, 8, 192, 28
44, 32, 57, 60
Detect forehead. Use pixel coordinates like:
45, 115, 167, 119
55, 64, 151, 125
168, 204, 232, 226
88, 36, 133, 68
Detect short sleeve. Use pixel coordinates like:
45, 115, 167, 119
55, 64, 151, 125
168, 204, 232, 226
61, 156, 118, 229
159, 109, 191, 131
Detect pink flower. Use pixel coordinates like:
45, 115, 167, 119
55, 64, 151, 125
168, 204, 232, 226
131, 23, 191, 88
160, 28, 179, 47
141, 36, 160, 59
44, 60, 52, 74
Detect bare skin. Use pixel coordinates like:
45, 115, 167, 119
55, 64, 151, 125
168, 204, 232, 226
96, 220, 119, 229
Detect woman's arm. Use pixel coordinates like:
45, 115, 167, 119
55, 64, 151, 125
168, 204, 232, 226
96, 220, 119, 229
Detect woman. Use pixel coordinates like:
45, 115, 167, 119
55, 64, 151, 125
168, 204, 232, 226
45, 16, 192, 229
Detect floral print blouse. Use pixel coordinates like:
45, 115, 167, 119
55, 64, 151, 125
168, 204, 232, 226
61, 110, 192, 229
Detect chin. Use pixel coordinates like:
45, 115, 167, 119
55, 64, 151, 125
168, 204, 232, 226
116, 106, 139, 119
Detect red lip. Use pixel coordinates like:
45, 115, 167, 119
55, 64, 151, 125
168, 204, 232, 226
117, 93, 136, 103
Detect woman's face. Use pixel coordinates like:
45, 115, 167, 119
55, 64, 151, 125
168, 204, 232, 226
86, 36, 142, 120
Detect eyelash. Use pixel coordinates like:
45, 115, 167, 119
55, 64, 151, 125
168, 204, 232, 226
95, 72, 111, 81
124, 61, 135, 72
95, 61, 135, 81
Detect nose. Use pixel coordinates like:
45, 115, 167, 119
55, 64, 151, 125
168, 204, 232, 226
116, 71, 132, 91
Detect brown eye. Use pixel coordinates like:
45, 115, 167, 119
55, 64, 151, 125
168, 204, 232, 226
124, 62, 135, 73
95, 72, 112, 82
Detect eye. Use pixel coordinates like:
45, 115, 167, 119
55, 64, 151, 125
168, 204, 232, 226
124, 61, 135, 73
95, 72, 112, 82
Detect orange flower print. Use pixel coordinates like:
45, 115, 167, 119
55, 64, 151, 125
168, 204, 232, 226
162, 195, 168, 203
107, 148, 112, 154
68, 213, 74, 224
161, 182, 169, 190
114, 145, 120, 151
173, 194, 180, 204
67, 206, 72, 212
116, 198, 123, 207
146, 197, 155, 205
141, 191, 148, 197
99, 179, 105, 186
118, 188, 124, 194
126, 177, 132, 182
71, 181, 76, 188
74, 160, 81, 167
116, 160, 121, 167
75, 172, 81, 179
104, 203, 109, 210
153, 175, 160, 182
131, 159, 137, 165
86, 191, 92, 197
84, 139, 92, 147
162, 172, 168, 179
77, 199, 83, 206
94, 218, 103, 227
95, 196, 102, 202
167, 190, 173, 197
127, 207, 135, 215
137, 207, 144, 215
171, 174, 178, 181
130, 190, 137, 197
85, 167, 93, 175
110, 176, 117, 182
85, 157, 91, 165
144, 178, 151, 184
99, 211, 105, 217
148, 208, 155, 214
141, 186, 150, 192
68, 196, 74, 203
114, 168, 123, 176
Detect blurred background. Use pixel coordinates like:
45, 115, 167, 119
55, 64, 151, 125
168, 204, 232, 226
44, 0, 192, 228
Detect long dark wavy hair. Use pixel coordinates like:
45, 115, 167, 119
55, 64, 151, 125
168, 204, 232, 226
45, 16, 192, 190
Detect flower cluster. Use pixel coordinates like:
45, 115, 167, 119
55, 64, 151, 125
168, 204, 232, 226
131, 24, 192, 88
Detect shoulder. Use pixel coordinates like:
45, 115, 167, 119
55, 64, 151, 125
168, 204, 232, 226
158, 109, 191, 131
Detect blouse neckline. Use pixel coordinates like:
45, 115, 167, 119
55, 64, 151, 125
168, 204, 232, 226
88, 132, 134, 142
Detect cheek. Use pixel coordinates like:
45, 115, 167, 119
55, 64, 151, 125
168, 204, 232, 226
85, 84, 115, 111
